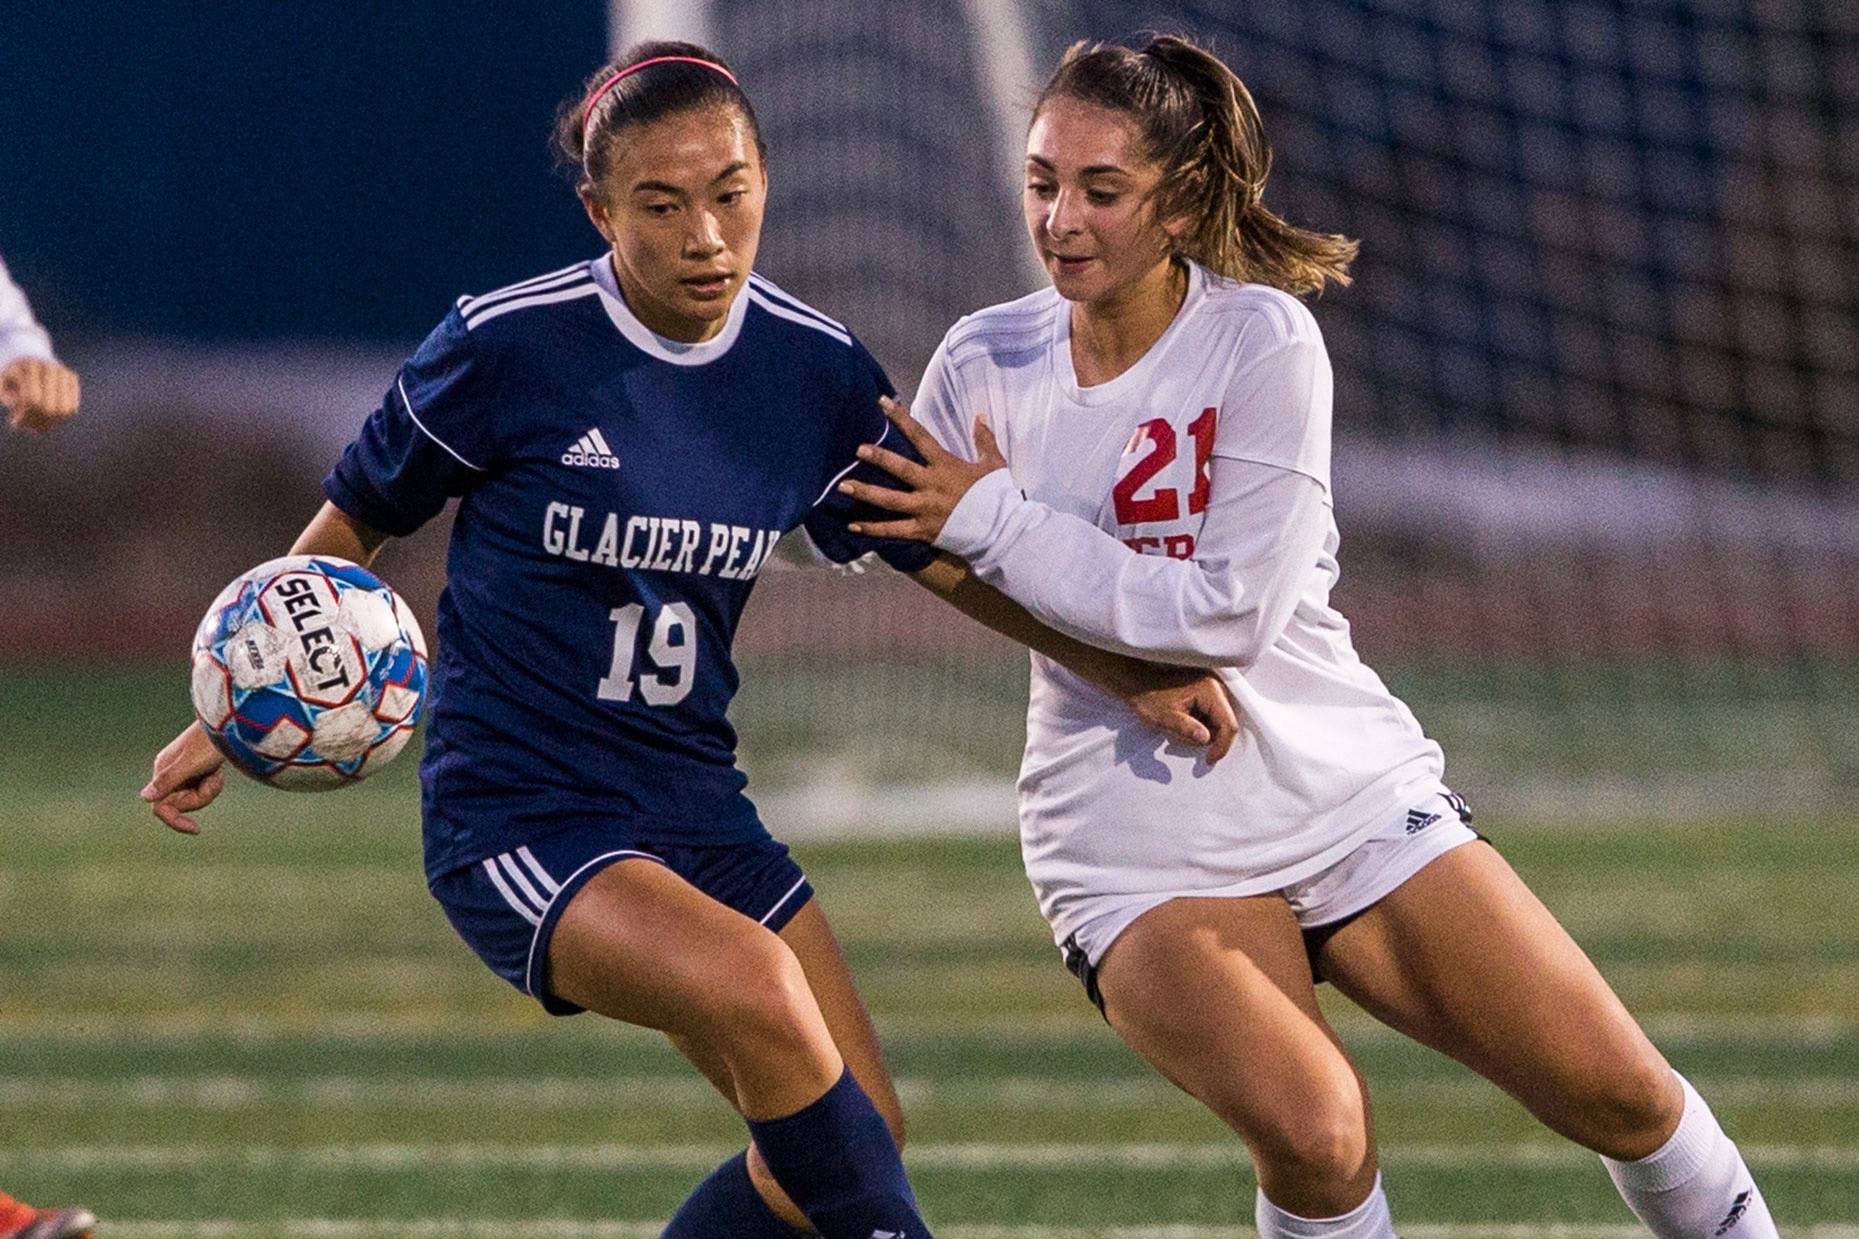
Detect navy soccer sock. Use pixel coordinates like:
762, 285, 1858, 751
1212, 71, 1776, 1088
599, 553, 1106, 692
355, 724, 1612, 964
662, 1150, 804, 1238
745, 1068, 931, 1238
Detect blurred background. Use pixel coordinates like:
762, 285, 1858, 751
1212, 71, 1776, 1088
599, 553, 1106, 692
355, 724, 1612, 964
2, 2, 1857, 1233
3, 0, 1855, 825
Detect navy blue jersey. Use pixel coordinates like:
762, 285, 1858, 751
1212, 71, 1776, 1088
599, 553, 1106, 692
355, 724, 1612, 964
325, 257, 934, 879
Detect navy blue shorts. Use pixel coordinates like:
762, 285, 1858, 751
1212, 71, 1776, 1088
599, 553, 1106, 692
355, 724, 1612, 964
430, 824, 813, 1016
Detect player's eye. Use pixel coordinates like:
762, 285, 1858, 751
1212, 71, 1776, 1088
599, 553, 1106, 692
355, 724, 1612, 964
717, 189, 747, 206
1027, 181, 1056, 199
1086, 189, 1121, 206
644, 201, 678, 217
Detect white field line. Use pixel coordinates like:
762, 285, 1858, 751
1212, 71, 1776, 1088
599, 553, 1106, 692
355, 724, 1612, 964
2, 1074, 1854, 1112
1, 1009, 1852, 1044
49, 1224, 1848, 1239
3, 1142, 1856, 1174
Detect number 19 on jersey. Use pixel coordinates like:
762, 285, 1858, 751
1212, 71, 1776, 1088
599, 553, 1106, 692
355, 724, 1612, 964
598, 602, 696, 705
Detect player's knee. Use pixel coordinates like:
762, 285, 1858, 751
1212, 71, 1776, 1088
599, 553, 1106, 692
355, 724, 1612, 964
707, 936, 820, 1054
1245, 1077, 1371, 1186
1568, 1053, 1680, 1159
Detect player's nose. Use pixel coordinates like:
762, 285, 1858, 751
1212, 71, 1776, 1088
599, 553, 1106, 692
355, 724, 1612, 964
684, 210, 726, 255
1046, 187, 1086, 237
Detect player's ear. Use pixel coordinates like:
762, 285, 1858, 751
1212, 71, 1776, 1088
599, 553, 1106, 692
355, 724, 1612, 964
1155, 202, 1193, 263
579, 185, 615, 244
1156, 193, 1191, 242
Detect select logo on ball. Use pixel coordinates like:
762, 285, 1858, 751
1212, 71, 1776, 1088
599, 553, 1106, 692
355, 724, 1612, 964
257, 572, 365, 707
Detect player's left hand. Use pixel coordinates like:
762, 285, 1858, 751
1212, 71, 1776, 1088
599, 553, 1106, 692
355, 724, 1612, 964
1125, 669, 1239, 766
141, 722, 226, 836
840, 397, 1006, 543
1, 357, 81, 433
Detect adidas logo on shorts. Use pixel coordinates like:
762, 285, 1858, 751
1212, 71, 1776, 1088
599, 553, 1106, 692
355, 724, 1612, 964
562, 427, 620, 469
1405, 808, 1442, 834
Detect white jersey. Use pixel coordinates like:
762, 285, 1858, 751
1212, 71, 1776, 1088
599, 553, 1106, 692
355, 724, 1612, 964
0, 254, 56, 370
914, 262, 1446, 950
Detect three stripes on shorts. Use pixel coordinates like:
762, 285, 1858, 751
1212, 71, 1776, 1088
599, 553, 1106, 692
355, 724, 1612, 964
481, 846, 563, 926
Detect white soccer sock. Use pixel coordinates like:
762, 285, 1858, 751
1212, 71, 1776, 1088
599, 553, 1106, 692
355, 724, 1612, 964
1602, 1073, 1778, 1239
1255, 1174, 1398, 1239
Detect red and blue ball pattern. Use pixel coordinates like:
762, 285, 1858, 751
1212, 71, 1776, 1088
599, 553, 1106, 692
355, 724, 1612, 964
189, 555, 428, 791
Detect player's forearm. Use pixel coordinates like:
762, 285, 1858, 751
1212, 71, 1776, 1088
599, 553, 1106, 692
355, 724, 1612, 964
910, 553, 1185, 697
0, 258, 55, 366
0, 327, 54, 370
934, 467, 1328, 670
290, 501, 390, 567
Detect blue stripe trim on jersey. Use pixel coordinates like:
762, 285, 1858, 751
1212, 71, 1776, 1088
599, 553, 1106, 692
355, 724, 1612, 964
747, 273, 846, 332
812, 418, 896, 506
461, 268, 594, 323
458, 262, 592, 315
397, 377, 487, 472
747, 289, 852, 347
464, 281, 598, 331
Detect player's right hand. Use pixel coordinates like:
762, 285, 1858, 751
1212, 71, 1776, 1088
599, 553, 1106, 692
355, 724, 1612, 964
1, 357, 81, 433
141, 722, 226, 835
1125, 670, 1240, 766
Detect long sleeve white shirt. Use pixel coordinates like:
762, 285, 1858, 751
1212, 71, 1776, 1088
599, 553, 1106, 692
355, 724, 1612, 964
936, 414, 1332, 671
0, 254, 56, 369
911, 264, 1445, 947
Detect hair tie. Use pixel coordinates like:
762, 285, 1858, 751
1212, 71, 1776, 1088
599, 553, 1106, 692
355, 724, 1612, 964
581, 56, 740, 144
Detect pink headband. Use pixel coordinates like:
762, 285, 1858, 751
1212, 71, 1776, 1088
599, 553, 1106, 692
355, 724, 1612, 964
580, 56, 741, 142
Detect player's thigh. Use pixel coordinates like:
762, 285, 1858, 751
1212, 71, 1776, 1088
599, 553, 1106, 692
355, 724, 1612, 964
548, 856, 835, 1056
1096, 896, 1376, 1182
667, 898, 904, 1142
1317, 841, 1678, 1154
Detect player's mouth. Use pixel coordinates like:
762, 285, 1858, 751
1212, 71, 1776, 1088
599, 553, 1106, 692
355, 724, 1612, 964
1047, 253, 1095, 276
680, 271, 735, 299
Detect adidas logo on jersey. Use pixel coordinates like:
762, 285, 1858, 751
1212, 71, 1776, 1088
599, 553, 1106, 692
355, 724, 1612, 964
562, 428, 620, 470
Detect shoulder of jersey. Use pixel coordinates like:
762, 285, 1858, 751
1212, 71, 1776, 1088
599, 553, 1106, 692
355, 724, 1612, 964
942, 287, 1063, 368
453, 261, 601, 333
1196, 277, 1323, 349
742, 272, 857, 350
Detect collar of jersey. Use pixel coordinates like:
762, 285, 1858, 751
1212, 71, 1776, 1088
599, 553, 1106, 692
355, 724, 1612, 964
589, 254, 750, 365
1054, 259, 1208, 407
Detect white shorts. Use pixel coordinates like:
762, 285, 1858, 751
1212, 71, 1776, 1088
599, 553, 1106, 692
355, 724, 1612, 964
1059, 789, 1480, 1008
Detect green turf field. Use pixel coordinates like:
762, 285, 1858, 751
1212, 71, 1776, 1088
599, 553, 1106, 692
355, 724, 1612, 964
1, 668, 1855, 1236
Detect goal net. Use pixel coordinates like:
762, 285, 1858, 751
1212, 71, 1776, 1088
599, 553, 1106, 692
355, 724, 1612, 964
625, 0, 1859, 827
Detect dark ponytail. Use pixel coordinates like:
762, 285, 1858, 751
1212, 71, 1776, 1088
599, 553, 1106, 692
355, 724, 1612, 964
1036, 35, 1356, 296
551, 41, 764, 195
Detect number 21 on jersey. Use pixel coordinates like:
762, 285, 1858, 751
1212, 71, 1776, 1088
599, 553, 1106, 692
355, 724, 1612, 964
598, 602, 695, 705
1113, 407, 1216, 559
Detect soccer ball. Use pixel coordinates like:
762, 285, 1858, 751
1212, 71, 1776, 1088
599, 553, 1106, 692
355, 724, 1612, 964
189, 555, 428, 791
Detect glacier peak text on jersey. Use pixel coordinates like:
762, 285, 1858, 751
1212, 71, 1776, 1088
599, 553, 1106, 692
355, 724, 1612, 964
542, 501, 781, 579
